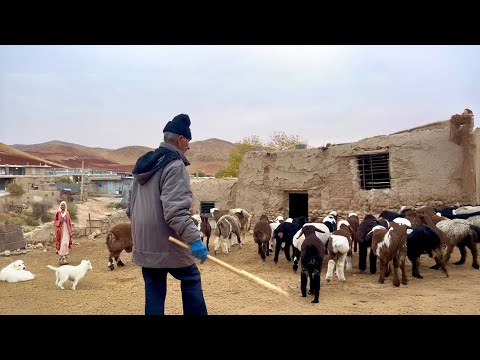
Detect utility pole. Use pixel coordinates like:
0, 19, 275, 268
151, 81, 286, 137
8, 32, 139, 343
80, 157, 84, 202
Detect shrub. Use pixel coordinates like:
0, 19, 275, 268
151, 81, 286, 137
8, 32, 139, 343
58, 176, 73, 183
41, 212, 54, 223
6, 182, 24, 196
4, 217, 24, 225
193, 171, 210, 177
4, 201, 28, 214
0, 212, 15, 224
32, 200, 53, 220
68, 202, 78, 220
25, 215, 40, 227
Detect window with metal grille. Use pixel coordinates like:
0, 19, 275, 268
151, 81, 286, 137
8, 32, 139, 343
357, 153, 391, 190
200, 202, 216, 217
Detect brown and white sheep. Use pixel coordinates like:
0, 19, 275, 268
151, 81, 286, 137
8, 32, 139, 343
230, 208, 254, 238
347, 213, 359, 253
335, 220, 354, 271
210, 208, 229, 222
214, 214, 242, 255
106, 223, 132, 271
371, 222, 408, 287
210, 207, 254, 238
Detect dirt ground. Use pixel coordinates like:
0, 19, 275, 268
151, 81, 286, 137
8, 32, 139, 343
1, 232, 480, 315
72, 196, 121, 227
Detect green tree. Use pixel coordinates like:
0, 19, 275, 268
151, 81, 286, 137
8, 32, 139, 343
58, 176, 73, 183
267, 131, 308, 150
215, 133, 307, 178
215, 143, 253, 177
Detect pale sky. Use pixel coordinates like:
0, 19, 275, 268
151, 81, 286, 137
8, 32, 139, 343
1, 45, 479, 149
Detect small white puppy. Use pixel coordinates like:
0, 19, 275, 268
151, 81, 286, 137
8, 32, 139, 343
47, 260, 93, 290
0, 260, 35, 283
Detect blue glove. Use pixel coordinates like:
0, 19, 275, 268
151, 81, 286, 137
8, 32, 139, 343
189, 239, 208, 264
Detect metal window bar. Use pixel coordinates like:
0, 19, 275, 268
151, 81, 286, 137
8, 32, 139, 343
200, 202, 215, 217
357, 153, 391, 190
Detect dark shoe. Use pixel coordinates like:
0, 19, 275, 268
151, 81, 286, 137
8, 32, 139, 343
311, 298, 319, 303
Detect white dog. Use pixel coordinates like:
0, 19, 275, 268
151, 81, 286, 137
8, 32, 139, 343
0, 260, 35, 283
47, 260, 93, 290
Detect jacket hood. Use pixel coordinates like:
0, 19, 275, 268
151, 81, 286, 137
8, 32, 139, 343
133, 142, 190, 185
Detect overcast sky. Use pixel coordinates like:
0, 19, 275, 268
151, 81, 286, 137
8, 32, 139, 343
1, 45, 479, 149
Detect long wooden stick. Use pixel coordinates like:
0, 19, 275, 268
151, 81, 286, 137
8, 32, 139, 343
168, 236, 289, 297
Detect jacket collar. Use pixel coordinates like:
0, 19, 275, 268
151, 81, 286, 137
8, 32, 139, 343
159, 142, 190, 166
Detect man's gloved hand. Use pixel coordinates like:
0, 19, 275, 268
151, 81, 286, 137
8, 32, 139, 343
189, 239, 208, 264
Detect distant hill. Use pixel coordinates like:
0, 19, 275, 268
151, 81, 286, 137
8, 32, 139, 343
0, 143, 67, 168
187, 138, 234, 175
12, 138, 234, 175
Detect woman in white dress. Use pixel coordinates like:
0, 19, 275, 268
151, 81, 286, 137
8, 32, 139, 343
53, 201, 73, 265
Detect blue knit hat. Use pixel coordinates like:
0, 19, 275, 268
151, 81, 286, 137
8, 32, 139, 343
163, 114, 192, 140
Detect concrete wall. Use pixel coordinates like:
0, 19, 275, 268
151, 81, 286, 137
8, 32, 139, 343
236, 116, 475, 224
190, 178, 237, 214
24, 167, 48, 176
9, 175, 63, 191
89, 179, 133, 197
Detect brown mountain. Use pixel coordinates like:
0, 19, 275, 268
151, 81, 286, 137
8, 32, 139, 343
12, 138, 234, 175
0, 143, 67, 168
187, 138, 234, 175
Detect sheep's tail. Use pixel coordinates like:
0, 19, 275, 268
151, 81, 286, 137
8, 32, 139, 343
469, 225, 480, 242
47, 265, 59, 271
254, 229, 268, 243
106, 232, 113, 244
214, 223, 221, 237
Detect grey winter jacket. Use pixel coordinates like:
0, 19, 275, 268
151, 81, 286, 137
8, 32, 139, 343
127, 142, 201, 268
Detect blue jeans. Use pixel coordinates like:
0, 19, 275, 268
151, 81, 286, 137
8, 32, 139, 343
142, 264, 208, 315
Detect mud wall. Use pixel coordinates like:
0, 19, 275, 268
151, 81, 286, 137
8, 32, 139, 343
236, 117, 474, 224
